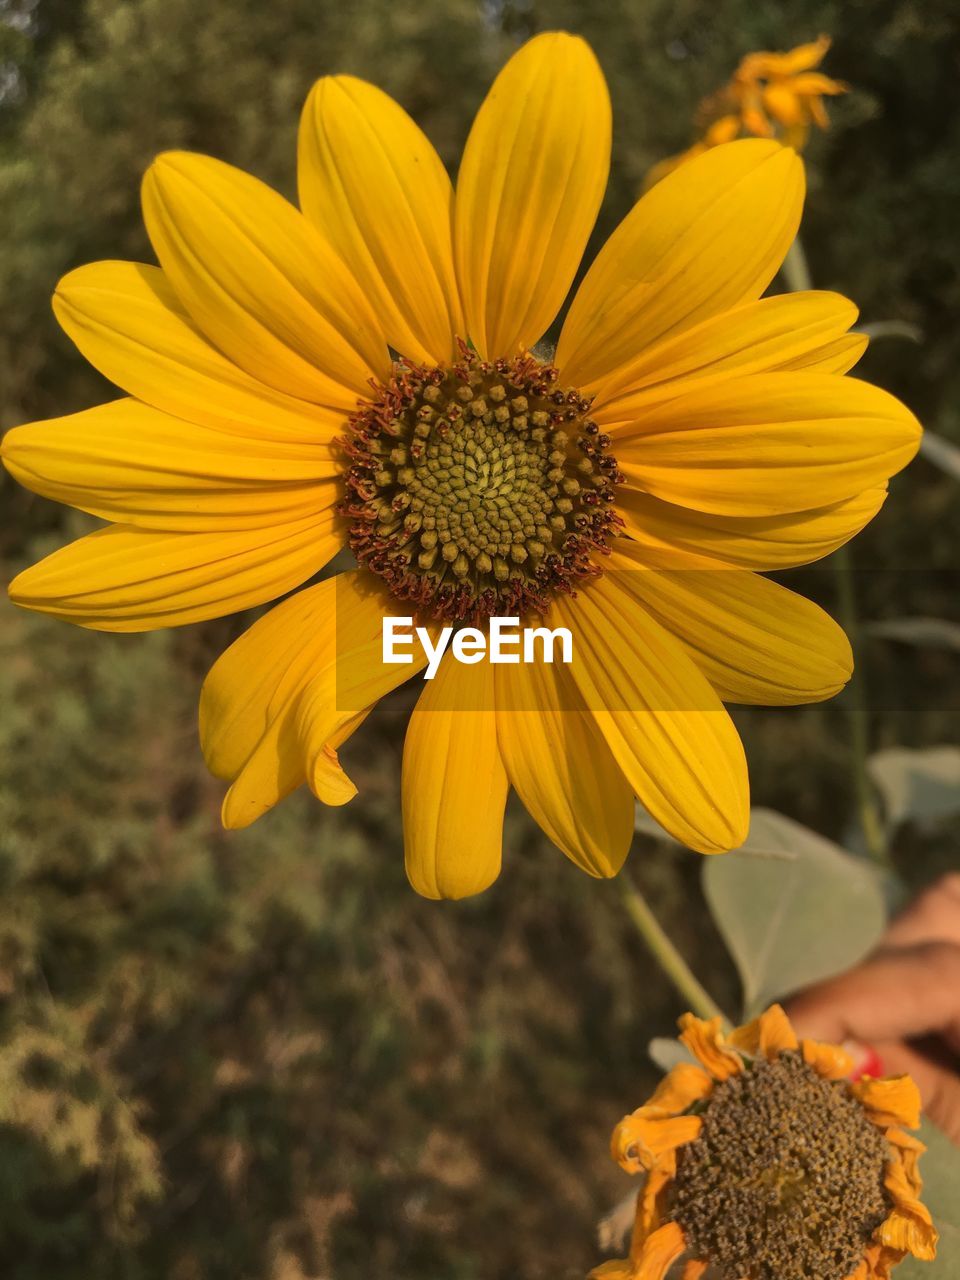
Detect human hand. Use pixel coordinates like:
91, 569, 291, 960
786, 872, 960, 1143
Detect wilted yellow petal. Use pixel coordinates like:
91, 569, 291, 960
729, 1003, 800, 1057
678, 1014, 743, 1080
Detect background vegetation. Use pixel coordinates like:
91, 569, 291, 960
1, 1, 958, 1276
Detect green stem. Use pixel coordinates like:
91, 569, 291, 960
782, 235, 891, 866
833, 546, 890, 864
781, 236, 813, 291
616, 873, 727, 1023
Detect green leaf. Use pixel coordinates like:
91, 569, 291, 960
868, 747, 960, 828
702, 809, 886, 1019
647, 1037, 697, 1074
867, 617, 960, 652
895, 1120, 960, 1279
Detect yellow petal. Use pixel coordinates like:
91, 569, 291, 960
591, 291, 860, 416
643, 1062, 714, 1117
613, 373, 921, 516
886, 1130, 927, 1203
705, 115, 740, 145
611, 1112, 701, 1175
851, 1075, 923, 1130
843, 1256, 871, 1280
775, 331, 867, 375
792, 72, 848, 97
877, 1158, 939, 1260
298, 76, 463, 365
494, 658, 633, 878
607, 540, 852, 706
681, 1263, 708, 1280
729, 1003, 800, 1057
200, 572, 389, 827
628, 1159, 676, 1258
805, 94, 837, 130
633, 1222, 687, 1280
887, 1128, 927, 1156
588, 1262, 634, 1279
201, 578, 348, 782
740, 98, 775, 140
454, 32, 610, 358
402, 655, 507, 900
7, 512, 338, 632
554, 578, 749, 854
776, 36, 832, 76
557, 140, 803, 390
763, 83, 804, 128
677, 1014, 743, 1080
643, 145, 704, 192
53, 261, 347, 444
295, 632, 427, 800
1, 399, 337, 531
801, 1038, 855, 1080
223, 707, 375, 828
616, 486, 887, 571
142, 151, 389, 407
309, 736, 363, 808
848, 1243, 904, 1280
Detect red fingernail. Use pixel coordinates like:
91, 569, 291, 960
844, 1039, 885, 1080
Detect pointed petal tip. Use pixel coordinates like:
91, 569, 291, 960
141, 149, 193, 195
690, 810, 750, 855
685, 780, 751, 855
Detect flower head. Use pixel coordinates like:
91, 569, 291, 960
648, 36, 847, 186
2, 34, 920, 897
593, 1005, 938, 1280
732, 36, 848, 148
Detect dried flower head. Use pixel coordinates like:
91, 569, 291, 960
592, 1005, 938, 1280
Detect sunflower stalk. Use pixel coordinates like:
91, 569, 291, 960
833, 547, 890, 863
615, 872, 727, 1024
781, 235, 890, 867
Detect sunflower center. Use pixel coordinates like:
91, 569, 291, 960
670, 1053, 889, 1280
339, 345, 623, 624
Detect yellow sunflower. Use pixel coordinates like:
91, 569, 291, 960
593, 1004, 938, 1280
732, 35, 848, 150
648, 35, 847, 186
2, 33, 920, 898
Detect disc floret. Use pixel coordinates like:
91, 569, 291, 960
671, 1052, 890, 1280
340, 343, 623, 624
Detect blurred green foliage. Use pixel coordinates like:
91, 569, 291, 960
0, 0, 958, 1276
